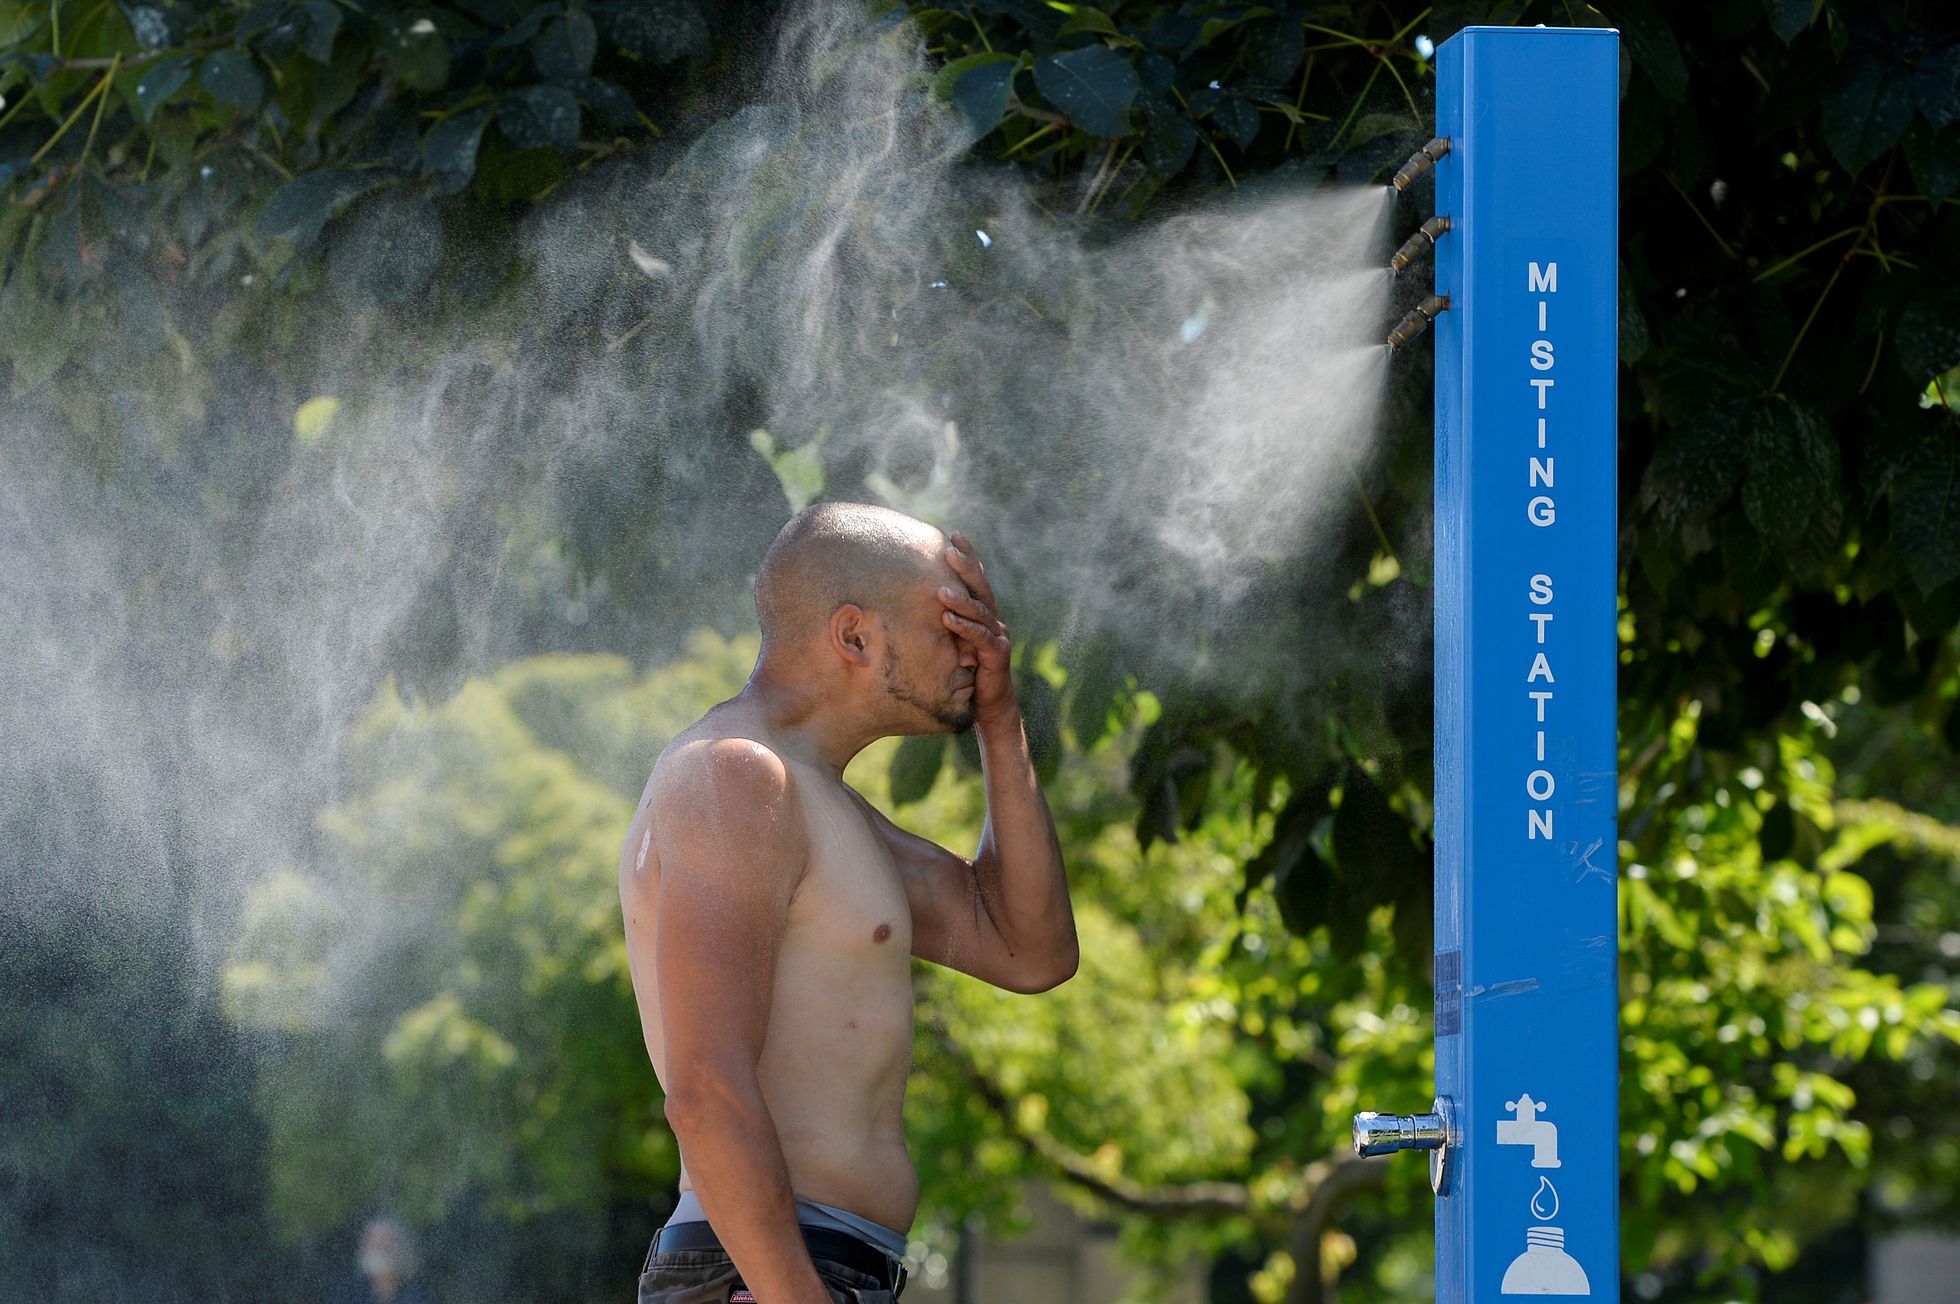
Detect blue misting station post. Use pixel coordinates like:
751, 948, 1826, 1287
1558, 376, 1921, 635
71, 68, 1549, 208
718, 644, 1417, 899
1356, 25, 1621, 1301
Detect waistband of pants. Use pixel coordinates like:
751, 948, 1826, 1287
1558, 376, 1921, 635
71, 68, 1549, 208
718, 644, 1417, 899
654, 1219, 908, 1294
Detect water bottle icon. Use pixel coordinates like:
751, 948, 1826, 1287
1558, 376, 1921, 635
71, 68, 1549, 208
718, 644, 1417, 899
1500, 1225, 1591, 1294
1500, 1178, 1590, 1295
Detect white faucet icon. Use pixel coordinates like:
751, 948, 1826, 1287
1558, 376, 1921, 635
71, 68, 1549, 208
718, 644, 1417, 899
1496, 1094, 1561, 1168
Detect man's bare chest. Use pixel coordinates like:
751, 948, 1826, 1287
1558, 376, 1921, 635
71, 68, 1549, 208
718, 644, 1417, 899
784, 785, 913, 963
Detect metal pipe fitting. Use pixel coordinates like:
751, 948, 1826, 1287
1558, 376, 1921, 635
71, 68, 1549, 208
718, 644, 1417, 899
1386, 294, 1451, 351
1389, 215, 1453, 274
1391, 136, 1452, 191
1353, 1109, 1447, 1157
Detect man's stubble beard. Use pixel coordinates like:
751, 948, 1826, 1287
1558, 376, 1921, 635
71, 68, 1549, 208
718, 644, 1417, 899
881, 642, 975, 734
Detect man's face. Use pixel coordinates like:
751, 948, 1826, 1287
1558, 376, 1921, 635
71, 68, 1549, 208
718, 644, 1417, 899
878, 548, 978, 733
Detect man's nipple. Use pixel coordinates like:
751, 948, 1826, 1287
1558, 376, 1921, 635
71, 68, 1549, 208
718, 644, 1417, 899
872, 922, 892, 943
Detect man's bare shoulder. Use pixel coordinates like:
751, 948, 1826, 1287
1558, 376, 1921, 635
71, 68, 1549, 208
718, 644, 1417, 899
648, 721, 805, 855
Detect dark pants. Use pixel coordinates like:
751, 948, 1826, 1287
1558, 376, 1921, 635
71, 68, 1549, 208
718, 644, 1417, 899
636, 1240, 905, 1303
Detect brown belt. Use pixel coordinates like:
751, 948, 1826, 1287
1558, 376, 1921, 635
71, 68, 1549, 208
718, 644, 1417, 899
654, 1219, 908, 1294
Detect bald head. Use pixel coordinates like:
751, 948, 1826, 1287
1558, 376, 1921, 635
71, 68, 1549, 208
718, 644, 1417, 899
755, 502, 944, 655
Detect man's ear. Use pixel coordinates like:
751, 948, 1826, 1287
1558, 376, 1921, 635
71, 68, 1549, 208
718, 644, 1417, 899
829, 603, 874, 667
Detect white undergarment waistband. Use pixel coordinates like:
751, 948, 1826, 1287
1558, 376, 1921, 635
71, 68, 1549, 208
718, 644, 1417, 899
664, 1188, 909, 1264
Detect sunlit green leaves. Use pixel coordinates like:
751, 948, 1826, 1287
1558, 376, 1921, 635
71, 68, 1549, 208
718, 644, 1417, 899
293, 396, 342, 445
748, 427, 825, 512
0, 3, 45, 47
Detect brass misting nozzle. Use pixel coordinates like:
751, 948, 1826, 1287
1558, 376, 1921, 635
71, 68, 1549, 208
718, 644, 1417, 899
1386, 294, 1451, 351
1389, 216, 1453, 274
1391, 137, 1452, 191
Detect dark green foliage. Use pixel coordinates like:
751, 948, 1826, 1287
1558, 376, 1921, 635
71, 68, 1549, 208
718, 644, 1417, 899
201, 48, 267, 112
423, 104, 494, 188
944, 52, 1019, 142
1823, 54, 1915, 176
499, 81, 582, 150
257, 169, 390, 248
1032, 45, 1140, 138
889, 732, 949, 804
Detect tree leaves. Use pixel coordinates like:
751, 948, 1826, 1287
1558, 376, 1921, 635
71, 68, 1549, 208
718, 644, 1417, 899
298, 0, 343, 64
1331, 768, 1428, 902
1032, 45, 1139, 137
200, 49, 265, 113
293, 396, 343, 446
1743, 398, 1837, 551
327, 192, 443, 306
1902, 119, 1960, 204
1061, 645, 1126, 748
576, 78, 639, 130
888, 734, 947, 805
256, 169, 390, 249
941, 53, 1018, 143
1823, 56, 1914, 176
1896, 282, 1960, 384
1595, 0, 1688, 101
498, 83, 581, 150
1244, 775, 1331, 933
490, 3, 563, 50
423, 106, 493, 190
1640, 399, 1750, 529
1057, 8, 1121, 41
133, 52, 193, 122
381, 12, 451, 91
1761, 0, 1817, 45
591, 0, 709, 64
1619, 262, 1652, 364
533, 10, 597, 81
1914, 44, 1960, 129
1892, 437, 1960, 595
1211, 92, 1260, 150
1136, 91, 1195, 176
1018, 668, 1063, 786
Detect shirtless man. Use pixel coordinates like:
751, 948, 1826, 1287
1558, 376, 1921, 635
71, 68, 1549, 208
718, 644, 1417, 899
619, 502, 1079, 1304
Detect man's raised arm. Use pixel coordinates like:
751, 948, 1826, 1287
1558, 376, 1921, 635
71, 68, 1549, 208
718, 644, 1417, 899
937, 532, 1079, 985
